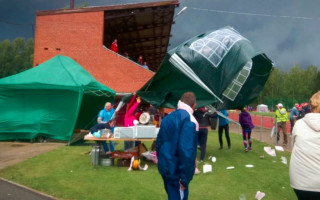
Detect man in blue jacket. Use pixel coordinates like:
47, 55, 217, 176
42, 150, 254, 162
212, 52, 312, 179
156, 92, 198, 200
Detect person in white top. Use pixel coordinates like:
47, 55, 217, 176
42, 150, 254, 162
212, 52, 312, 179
290, 90, 320, 200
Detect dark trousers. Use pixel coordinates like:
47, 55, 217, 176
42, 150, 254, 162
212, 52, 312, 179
124, 141, 138, 150
290, 119, 296, 134
198, 128, 208, 161
163, 178, 189, 200
294, 188, 320, 200
277, 121, 288, 145
218, 124, 231, 148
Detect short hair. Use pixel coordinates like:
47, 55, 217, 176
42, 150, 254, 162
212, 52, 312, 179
105, 102, 112, 107
180, 92, 196, 107
310, 91, 320, 113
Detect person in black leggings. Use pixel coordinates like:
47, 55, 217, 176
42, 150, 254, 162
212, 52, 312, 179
193, 107, 217, 162
218, 109, 231, 150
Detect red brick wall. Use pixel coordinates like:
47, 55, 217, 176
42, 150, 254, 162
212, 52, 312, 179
34, 11, 153, 92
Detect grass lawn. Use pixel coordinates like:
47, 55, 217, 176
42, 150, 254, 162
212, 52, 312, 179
0, 131, 296, 200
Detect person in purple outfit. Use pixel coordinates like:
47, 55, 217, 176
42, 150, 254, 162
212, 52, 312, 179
239, 107, 255, 152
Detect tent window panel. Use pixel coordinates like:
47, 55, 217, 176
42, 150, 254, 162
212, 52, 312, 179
207, 41, 219, 51
223, 81, 241, 101
241, 68, 250, 77
244, 60, 253, 69
223, 87, 237, 101
221, 37, 234, 49
223, 88, 231, 97
236, 74, 247, 84
232, 82, 241, 92
192, 45, 202, 51
216, 47, 227, 58
189, 28, 249, 68
210, 54, 221, 66
214, 35, 224, 41
200, 46, 214, 58
222, 60, 252, 101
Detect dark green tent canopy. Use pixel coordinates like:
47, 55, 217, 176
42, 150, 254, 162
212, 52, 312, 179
137, 26, 273, 109
0, 55, 115, 141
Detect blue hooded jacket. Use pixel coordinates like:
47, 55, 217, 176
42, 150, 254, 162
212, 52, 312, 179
156, 109, 197, 187
218, 109, 229, 126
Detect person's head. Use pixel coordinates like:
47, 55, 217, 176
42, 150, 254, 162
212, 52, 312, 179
136, 96, 141, 103
241, 107, 247, 112
104, 102, 112, 111
277, 103, 283, 109
310, 91, 320, 113
294, 103, 299, 108
139, 55, 143, 59
180, 92, 196, 109
113, 39, 117, 43
297, 104, 302, 111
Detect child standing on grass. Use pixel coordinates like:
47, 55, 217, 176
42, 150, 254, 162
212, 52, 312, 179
239, 108, 255, 152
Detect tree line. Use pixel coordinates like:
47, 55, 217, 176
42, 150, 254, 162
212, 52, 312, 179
0, 38, 319, 108
254, 65, 320, 109
0, 38, 34, 78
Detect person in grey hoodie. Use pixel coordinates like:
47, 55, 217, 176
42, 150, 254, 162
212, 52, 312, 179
290, 91, 320, 200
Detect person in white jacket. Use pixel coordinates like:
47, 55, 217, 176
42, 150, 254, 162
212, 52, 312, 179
290, 91, 320, 200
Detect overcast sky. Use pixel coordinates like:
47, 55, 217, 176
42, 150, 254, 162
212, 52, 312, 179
1, 0, 319, 71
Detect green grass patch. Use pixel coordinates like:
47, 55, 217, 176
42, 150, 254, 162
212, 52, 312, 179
0, 131, 296, 200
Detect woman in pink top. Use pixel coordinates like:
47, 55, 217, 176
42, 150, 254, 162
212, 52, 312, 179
124, 95, 141, 150
124, 95, 141, 127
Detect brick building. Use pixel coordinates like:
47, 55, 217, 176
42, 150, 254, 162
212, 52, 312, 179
33, 1, 179, 94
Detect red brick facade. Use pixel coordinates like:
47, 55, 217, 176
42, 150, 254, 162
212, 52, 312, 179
33, 11, 154, 93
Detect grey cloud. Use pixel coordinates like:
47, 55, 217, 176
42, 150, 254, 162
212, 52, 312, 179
1, 0, 319, 71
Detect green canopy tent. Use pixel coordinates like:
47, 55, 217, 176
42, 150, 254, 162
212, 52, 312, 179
137, 26, 273, 109
0, 55, 115, 141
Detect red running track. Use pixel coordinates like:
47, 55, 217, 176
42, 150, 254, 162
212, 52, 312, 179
228, 111, 291, 133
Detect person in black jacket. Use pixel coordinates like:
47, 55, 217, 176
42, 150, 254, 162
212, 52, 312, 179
193, 107, 217, 162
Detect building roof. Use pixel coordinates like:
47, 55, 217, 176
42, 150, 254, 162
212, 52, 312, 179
37, 0, 180, 72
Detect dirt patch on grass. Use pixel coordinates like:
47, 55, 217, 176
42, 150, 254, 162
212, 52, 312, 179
0, 141, 65, 170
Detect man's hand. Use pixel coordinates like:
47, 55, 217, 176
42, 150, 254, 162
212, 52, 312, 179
179, 180, 186, 191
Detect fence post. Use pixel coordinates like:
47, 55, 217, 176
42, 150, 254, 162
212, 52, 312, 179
274, 117, 278, 146
260, 117, 263, 141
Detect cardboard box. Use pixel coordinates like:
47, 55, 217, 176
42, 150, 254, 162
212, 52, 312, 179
114, 125, 157, 139
135, 125, 156, 138
114, 127, 134, 138
112, 151, 138, 159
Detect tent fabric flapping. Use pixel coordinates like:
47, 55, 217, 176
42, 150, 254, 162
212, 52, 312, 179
137, 26, 273, 109
0, 55, 116, 141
